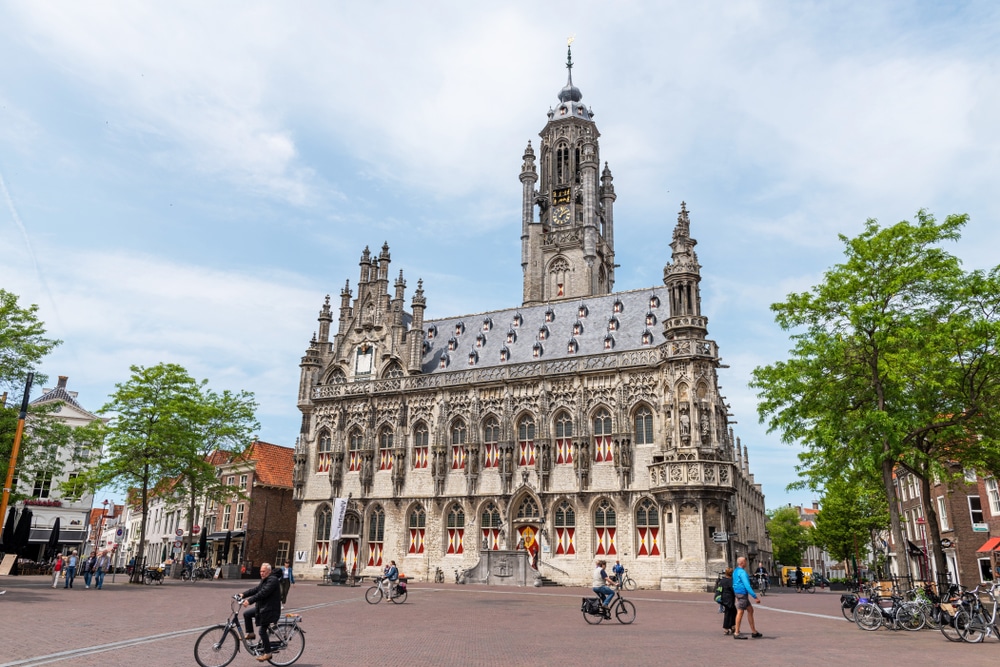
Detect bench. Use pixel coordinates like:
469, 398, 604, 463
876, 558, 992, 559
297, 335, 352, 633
347, 574, 369, 587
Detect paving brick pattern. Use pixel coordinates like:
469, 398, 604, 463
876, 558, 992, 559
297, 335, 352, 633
0, 577, 994, 667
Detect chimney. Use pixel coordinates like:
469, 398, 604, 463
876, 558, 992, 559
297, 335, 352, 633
58, 376, 68, 389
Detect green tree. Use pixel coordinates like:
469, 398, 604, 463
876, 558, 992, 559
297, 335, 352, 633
175, 388, 259, 554
767, 506, 809, 566
751, 212, 1000, 579
0, 289, 61, 395
81, 363, 205, 581
811, 476, 888, 574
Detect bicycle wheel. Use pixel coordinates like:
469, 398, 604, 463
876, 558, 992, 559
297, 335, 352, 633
623, 576, 637, 592
941, 610, 966, 642
959, 610, 987, 643
854, 603, 883, 631
390, 587, 407, 604
806, 584, 815, 594
583, 608, 605, 624
841, 603, 856, 622
194, 625, 239, 667
266, 625, 305, 666
181, 570, 191, 582
896, 603, 925, 631
615, 599, 637, 624
143, 572, 153, 585
365, 585, 383, 604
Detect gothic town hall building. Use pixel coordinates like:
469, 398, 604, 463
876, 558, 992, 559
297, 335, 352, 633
292, 53, 770, 591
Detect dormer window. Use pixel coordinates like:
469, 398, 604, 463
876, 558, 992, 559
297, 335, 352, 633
422, 341, 431, 355
545, 308, 555, 323
613, 299, 624, 314
649, 295, 660, 309
439, 353, 450, 369
604, 334, 615, 350
468, 350, 478, 366
426, 325, 437, 339
506, 329, 517, 344
573, 321, 584, 336
454, 322, 465, 335
512, 313, 523, 328
567, 339, 578, 355
532, 342, 543, 358
646, 312, 657, 326
538, 325, 549, 341
577, 304, 589, 318
482, 317, 493, 332
641, 329, 653, 345
475, 333, 487, 348
447, 337, 458, 351
500, 346, 510, 363
608, 317, 619, 332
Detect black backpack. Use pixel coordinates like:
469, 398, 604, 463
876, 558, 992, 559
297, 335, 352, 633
713, 577, 723, 605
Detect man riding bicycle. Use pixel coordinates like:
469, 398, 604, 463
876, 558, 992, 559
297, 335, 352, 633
240, 562, 282, 662
754, 564, 769, 591
592, 559, 616, 608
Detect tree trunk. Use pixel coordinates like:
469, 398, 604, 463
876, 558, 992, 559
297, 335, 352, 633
918, 473, 948, 588
880, 457, 908, 580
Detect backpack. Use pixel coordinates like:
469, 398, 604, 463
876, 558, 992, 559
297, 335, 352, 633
713, 578, 723, 605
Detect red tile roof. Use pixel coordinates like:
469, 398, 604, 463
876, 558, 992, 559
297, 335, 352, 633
234, 441, 293, 488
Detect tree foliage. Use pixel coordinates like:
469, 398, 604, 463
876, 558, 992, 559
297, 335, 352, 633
767, 506, 809, 566
811, 476, 888, 567
751, 211, 1000, 578
0, 289, 61, 395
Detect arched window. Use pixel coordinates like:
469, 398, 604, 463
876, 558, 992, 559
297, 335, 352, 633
328, 368, 346, 384
408, 504, 426, 555
518, 416, 536, 467
378, 427, 394, 471
554, 500, 576, 555
593, 409, 613, 463
635, 498, 661, 557
412, 423, 429, 469
481, 502, 503, 550
556, 143, 570, 184
315, 504, 332, 565
381, 361, 404, 379
447, 504, 465, 555
367, 505, 385, 567
483, 418, 500, 469
634, 406, 654, 446
348, 428, 363, 472
516, 497, 540, 521
550, 258, 570, 299
554, 412, 573, 464
316, 429, 332, 473
451, 422, 467, 470
594, 499, 617, 556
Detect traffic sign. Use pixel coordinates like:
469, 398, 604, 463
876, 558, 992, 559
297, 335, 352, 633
173, 540, 182, 548
175, 528, 184, 537
192, 525, 201, 535
116, 527, 124, 537
712, 532, 728, 543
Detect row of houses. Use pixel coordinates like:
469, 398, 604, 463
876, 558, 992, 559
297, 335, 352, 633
4, 377, 296, 577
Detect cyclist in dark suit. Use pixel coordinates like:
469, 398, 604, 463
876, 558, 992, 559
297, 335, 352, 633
241, 562, 283, 662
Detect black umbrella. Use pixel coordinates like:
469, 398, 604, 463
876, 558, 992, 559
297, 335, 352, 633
198, 527, 208, 563
223, 530, 232, 564
12, 507, 32, 558
1, 506, 16, 553
46, 517, 61, 560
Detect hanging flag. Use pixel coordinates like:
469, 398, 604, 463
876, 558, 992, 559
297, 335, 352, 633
330, 498, 349, 542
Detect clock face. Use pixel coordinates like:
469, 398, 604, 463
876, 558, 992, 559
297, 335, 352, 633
553, 205, 570, 225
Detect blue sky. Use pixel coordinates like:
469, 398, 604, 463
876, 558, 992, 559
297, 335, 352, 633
2, 2, 999, 511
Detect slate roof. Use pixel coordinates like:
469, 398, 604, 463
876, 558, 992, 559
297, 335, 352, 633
420, 286, 665, 374
232, 441, 293, 488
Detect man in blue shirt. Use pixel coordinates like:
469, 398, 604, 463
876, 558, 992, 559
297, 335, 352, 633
731, 556, 763, 639
612, 559, 625, 586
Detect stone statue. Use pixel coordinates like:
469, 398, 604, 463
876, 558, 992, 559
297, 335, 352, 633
680, 407, 690, 437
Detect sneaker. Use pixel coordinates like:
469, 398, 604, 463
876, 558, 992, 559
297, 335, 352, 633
256, 654, 272, 662
245, 633, 256, 641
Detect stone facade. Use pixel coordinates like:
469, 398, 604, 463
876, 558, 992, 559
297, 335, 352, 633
292, 49, 770, 591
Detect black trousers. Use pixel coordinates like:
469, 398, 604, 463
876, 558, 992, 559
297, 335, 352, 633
280, 578, 290, 604
243, 608, 277, 653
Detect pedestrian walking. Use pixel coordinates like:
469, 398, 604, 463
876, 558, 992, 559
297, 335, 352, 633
280, 560, 295, 605
82, 553, 97, 588
732, 556, 763, 640
51, 555, 64, 588
64, 550, 79, 589
719, 567, 737, 635
95, 551, 111, 589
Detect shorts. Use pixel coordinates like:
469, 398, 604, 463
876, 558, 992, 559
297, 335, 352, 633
735, 593, 752, 610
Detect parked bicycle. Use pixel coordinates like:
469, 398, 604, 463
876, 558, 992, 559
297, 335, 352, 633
182, 565, 214, 582
581, 584, 636, 625
365, 575, 407, 604
853, 591, 924, 631
143, 567, 165, 585
953, 581, 1000, 643
194, 594, 305, 667
434, 567, 445, 584
615, 568, 637, 591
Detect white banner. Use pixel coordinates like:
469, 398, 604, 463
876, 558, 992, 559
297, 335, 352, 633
330, 497, 349, 542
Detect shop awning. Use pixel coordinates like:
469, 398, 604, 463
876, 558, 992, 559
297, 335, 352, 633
206, 531, 245, 541
976, 536, 1000, 553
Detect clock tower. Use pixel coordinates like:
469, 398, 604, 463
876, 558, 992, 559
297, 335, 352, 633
521, 44, 617, 306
